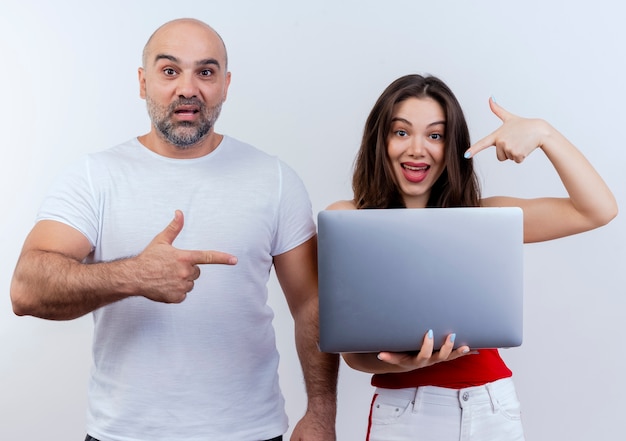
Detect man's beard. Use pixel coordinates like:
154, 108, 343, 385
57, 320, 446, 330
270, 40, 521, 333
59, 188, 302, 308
146, 97, 223, 149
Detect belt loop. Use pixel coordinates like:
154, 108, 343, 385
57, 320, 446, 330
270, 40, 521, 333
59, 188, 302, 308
486, 382, 500, 414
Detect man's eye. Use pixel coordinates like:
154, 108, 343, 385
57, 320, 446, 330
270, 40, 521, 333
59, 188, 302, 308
163, 68, 176, 76
200, 69, 213, 76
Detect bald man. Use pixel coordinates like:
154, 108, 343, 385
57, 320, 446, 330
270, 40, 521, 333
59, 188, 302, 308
11, 18, 338, 441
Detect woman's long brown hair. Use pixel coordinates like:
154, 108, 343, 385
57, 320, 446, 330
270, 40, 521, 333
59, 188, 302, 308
352, 74, 481, 209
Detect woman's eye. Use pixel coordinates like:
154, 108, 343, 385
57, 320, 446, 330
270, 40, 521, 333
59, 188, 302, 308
395, 130, 408, 137
430, 133, 443, 140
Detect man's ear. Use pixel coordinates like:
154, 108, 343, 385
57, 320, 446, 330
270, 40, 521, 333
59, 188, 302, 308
222, 71, 232, 101
138, 67, 146, 99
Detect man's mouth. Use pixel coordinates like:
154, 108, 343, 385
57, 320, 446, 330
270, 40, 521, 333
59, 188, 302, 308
174, 106, 199, 115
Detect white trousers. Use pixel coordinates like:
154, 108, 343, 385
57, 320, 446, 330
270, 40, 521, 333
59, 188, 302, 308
367, 377, 525, 441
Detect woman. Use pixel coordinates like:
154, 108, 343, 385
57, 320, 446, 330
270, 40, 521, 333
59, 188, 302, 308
327, 74, 617, 440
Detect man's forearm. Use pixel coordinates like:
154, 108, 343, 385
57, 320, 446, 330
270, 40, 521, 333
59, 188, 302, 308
294, 299, 339, 419
10, 250, 132, 320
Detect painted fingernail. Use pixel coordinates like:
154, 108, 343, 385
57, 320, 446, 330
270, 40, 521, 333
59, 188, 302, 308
491, 95, 497, 103
464, 150, 472, 159
427, 329, 433, 339
450, 333, 456, 343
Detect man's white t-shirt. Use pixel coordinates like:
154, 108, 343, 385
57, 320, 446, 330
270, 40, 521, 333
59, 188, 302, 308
37, 136, 316, 441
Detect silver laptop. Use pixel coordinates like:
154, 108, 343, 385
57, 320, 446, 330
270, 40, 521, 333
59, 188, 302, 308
317, 207, 523, 353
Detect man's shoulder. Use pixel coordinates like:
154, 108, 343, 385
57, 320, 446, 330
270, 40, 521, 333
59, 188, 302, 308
222, 135, 271, 156
221, 135, 285, 167
80, 138, 140, 161
101, 137, 141, 155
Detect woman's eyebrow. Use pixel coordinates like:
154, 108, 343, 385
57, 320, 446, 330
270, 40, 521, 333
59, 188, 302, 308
391, 117, 446, 128
390, 117, 412, 126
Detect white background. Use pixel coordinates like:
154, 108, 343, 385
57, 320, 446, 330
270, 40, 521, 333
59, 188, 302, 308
1, 1, 624, 440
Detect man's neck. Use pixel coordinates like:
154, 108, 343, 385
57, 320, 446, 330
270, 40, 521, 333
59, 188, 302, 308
137, 130, 223, 159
